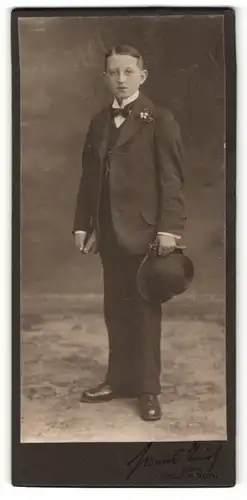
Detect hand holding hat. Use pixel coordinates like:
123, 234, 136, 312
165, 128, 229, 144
156, 233, 177, 256
137, 240, 194, 303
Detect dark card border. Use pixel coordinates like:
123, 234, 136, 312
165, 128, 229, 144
11, 7, 236, 487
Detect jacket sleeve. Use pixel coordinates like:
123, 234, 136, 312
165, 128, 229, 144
72, 120, 95, 234
154, 110, 186, 236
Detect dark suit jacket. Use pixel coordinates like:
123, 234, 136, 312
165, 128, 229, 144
73, 93, 185, 254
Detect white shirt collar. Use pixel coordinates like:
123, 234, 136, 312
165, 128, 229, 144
112, 90, 140, 109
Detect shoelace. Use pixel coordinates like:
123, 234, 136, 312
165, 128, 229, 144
147, 395, 155, 405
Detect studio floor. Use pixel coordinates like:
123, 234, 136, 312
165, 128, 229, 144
20, 293, 227, 443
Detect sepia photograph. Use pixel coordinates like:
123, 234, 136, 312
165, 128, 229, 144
17, 11, 229, 447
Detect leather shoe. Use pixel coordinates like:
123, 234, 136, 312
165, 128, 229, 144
80, 382, 114, 402
80, 382, 138, 402
138, 394, 162, 421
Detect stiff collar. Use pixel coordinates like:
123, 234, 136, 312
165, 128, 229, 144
112, 90, 140, 109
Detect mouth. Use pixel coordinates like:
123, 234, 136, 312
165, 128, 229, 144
117, 86, 128, 91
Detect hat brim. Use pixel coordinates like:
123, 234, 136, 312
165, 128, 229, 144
136, 251, 194, 303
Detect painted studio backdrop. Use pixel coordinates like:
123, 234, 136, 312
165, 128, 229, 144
20, 15, 225, 297
19, 15, 226, 442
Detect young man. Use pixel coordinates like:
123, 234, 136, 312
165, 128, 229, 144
73, 45, 185, 421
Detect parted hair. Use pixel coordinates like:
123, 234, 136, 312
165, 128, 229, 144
104, 44, 145, 71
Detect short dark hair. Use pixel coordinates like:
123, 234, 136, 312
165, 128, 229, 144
104, 45, 144, 71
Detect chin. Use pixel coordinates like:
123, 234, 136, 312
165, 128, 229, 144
115, 89, 130, 99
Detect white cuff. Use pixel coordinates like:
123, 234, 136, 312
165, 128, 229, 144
74, 230, 87, 235
157, 232, 181, 239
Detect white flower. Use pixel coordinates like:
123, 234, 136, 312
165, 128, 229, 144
140, 108, 154, 122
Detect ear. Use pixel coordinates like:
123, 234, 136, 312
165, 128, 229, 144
140, 69, 148, 85
103, 71, 109, 85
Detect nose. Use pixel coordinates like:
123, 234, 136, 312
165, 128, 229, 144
117, 71, 126, 84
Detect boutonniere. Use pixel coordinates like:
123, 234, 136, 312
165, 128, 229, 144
140, 108, 154, 123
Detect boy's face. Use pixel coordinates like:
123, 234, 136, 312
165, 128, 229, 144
104, 54, 148, 101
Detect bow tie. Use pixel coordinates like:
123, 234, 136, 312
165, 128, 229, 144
111, 106, 132, 119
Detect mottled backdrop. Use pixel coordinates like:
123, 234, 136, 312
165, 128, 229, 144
19, 15, 225, 298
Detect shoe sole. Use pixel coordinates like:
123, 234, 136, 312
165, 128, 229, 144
80, 393, 138, 403
140, 414, 162, 421
80, 396, 114, 403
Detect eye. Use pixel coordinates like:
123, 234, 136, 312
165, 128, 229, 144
125, 69, 133, 75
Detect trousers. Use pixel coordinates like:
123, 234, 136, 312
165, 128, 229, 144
99, 218, 162, 394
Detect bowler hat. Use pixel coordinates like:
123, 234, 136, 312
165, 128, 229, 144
137, 245, 194, 303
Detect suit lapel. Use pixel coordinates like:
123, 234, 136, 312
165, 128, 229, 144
95, 94, 154, 162
113, 94, 148, 149
114, 97, 143, 149
96, 108, 111, 165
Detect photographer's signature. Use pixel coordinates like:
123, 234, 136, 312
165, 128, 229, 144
126, 441, 222, 481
